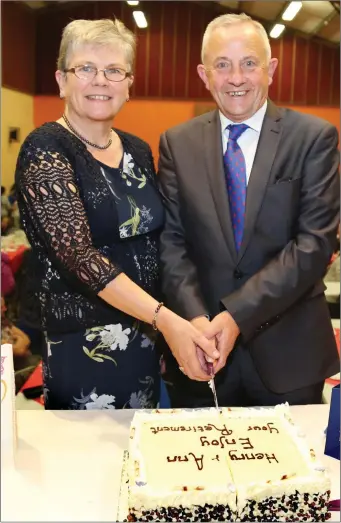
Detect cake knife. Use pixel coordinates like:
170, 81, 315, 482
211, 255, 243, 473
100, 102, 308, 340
207, 362, 219, 410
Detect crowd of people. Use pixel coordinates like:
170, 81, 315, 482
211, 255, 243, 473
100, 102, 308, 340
1, 184, 20, 236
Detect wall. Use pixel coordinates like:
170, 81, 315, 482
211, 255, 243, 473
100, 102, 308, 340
34, 0, 340, 105
34, 96, 340, 164
1, 1, 36, 94
2, 0, 339, 104
1, 88, 34, 190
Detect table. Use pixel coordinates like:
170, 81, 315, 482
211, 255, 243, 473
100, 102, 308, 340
325, 282, 340, 303
1, 406, 340, 522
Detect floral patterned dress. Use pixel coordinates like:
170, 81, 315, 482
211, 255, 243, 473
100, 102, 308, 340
43, 151, 164, 410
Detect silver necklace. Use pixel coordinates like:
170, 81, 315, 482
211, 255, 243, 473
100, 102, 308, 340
62, 114, 112, 150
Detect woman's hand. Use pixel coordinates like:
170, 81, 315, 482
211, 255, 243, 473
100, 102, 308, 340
157, 308, 220, 381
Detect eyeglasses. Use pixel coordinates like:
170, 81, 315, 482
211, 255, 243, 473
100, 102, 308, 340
64, 65, 132, 82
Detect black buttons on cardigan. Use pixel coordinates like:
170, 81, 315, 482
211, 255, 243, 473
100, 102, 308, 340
233, 269, 244, 279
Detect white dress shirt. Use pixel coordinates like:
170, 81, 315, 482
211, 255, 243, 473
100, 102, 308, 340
220, 100, 268, 184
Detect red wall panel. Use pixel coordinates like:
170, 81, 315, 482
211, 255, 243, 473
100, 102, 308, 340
293, 37, 308, 105
174, 4, 190, 98
269, 38, 281, 102
331, 47, 340, 106
146, 1, 163, 97
2, 0, 339, 106
318, 45, 333, 105
188, 5, 207, 99
1, 1, 36, 94
306, 41, 320, 105
280, 34, 294, 103
161, 1, 177, 98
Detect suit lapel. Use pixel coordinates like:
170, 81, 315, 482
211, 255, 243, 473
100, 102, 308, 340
203, 110, 237, 263
238, 101, 283, 261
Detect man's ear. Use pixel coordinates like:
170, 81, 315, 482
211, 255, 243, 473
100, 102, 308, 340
197, 64, 210, 91
267, 58, 278, 86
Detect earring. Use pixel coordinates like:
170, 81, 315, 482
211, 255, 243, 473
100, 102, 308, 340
126, 97, 130, 102
60, 93, 64, 99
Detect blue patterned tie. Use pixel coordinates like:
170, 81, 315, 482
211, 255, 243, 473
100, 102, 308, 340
223, 124, 249, 251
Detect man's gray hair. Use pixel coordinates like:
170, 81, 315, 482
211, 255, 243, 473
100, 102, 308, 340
201, 13, 271, 64
57, 18, 136, 72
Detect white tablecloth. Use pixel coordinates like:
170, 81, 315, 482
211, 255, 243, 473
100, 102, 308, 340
1, 406, 340, 521
325, 281, 340, 302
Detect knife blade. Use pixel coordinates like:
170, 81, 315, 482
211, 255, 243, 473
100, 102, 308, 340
207, 362, 219, 410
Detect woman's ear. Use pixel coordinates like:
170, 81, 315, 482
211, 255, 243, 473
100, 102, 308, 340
55, 70, 66, 99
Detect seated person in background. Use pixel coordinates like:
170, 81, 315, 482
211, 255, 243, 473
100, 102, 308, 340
1, 252, 15, 297
1, 296, 31, 358
1, 252, 30, 357
15, 18, 217, 411
324, 228, 340, 319
1, 186, 10, 211
1, 186, 12, 235
8, 184, 17, 206
7, 184, 21, 231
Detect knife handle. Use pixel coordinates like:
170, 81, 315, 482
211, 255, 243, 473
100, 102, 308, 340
207, 362, 214, 378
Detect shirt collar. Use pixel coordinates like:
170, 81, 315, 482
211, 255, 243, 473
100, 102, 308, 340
219, 99, 268, 134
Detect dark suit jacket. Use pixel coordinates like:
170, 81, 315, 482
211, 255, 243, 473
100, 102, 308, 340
158, 100, 340, 395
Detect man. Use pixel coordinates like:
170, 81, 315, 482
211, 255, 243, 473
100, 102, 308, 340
158, 13, 340, 407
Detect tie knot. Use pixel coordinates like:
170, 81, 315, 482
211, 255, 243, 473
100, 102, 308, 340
227, 123, 249, 142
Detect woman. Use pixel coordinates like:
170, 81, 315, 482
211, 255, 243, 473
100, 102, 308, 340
1, 296, 31, 358
15, 18, 217, 410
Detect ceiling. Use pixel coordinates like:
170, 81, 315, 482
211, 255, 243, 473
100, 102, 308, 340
218, 0, 340, 43
22, 0, 340, 44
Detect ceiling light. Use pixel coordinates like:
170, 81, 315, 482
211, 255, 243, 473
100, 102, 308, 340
269, 24, 285, 39
282, 1, 302, 21
127, 1, 139, 5
133, 11, 148, 28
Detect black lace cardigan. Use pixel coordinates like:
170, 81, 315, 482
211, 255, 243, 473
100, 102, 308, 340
15, 123, 161, 334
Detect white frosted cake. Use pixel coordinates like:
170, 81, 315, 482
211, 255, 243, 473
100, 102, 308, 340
126, 405, 331, 522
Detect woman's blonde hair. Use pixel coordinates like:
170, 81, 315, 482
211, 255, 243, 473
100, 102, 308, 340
57, 18, 136, 72
201, 13, 271, 64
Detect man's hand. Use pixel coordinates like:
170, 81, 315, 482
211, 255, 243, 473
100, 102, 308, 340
205, 311, 240, 374
190, 316, 218, 375
157, 309, 220, 381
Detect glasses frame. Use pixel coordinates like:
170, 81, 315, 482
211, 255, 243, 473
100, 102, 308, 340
64, 65, 133, 83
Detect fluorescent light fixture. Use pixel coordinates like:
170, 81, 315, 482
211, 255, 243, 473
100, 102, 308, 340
133, 10, 148, 28
269, 24, 285, 39
127, 1, 139, 5
282, 1, 302, 21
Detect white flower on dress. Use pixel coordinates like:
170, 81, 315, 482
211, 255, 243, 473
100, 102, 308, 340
124, 153, 135, 171
141, 334, 153, 348
126, 376, 155, 409
85, 393, 116, 410
137, 206, 153, 234
129, 390, 153, 409
140, 206, 152, 221
120, 226, 129, 238
100, 324, 131, 351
